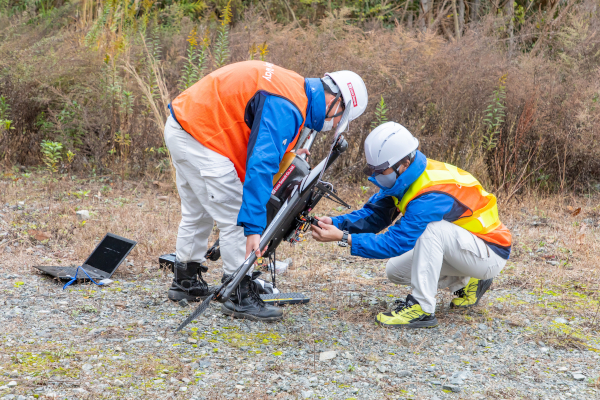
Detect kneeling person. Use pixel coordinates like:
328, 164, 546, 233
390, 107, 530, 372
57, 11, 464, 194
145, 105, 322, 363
311, 122, 511, 328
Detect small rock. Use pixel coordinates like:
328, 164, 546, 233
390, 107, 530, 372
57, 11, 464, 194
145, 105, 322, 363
554, 317, 568, 324
301, 390, 314, 399
179, 386, 187, 392
113, 379, 124, 387
76, 210, 90, 221
557, 367, 568, 372
7, 381, 17, 388
442, 384, 461, 393
377, 364, 386, 373
572, 373, 586, 381
4, 246, 12, 253
82, 363, 93, 371
99, 279, 113, 285
540, 347, 549, 353
397, 370, 412, 378
319, 351, 336, 361
188, 337, 197, 344
178, 299, 189, 307
426, 366, 435, 372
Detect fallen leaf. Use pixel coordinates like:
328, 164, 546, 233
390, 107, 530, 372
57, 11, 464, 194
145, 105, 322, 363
567, 206, 574, 211
571, 207, 581, 217
28, 230, 51, 241
115, 303, 127, 309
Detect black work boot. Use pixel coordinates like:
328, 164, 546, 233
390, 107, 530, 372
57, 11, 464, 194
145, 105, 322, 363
220, 274, 283, 322
167, 260, 214, 302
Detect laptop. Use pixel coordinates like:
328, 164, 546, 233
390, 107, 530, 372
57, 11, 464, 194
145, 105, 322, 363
34, 233, 137, 281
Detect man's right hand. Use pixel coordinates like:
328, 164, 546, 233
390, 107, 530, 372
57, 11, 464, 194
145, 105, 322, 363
245, 234, 268, 260
315, 216, 333, 225
245, 234, 262, 259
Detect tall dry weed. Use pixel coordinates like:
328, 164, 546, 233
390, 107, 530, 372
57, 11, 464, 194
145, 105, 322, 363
1, 2, 600, 195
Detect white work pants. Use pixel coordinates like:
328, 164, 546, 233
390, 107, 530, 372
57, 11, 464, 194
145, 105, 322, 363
385, 220, 507, 313
164, 115, 246, 275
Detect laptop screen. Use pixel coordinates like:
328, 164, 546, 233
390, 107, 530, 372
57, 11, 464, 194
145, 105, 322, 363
84, 234, 136, 275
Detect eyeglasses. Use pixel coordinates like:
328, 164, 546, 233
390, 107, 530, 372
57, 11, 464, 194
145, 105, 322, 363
363, 159, 402, 177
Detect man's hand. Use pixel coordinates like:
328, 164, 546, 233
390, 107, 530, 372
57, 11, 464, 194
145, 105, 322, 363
315, 216, 332, 225
311, 221, 344, 243
245, 234, 265, 259
295, 148, 310, 157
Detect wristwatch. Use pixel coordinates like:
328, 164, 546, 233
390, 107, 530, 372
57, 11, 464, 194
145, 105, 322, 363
338, 230, 350, 247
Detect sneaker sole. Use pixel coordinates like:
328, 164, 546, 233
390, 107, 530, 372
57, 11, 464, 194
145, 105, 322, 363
375, 317, 439, 329
450, 278, 494, 308
167, 290, 211, 302
221, 305, 283, 322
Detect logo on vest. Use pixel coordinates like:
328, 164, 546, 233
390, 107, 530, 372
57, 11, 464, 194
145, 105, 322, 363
282, 139, 287, 146
263, 62, 275, 82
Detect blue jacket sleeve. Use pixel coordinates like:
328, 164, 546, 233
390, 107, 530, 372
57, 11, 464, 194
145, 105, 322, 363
237, 94, 304, 236
330, 192, 400, 234
350, 193, 456, 259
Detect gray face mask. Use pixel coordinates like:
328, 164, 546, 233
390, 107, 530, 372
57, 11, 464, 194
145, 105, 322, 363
375, 171, 398, 188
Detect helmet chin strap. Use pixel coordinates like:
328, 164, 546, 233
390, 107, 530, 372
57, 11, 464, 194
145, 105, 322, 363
325, 92, 344, 119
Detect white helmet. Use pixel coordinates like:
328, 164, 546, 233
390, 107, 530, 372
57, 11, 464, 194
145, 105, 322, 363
323, 71, 368, 121
363, 122, 419, 175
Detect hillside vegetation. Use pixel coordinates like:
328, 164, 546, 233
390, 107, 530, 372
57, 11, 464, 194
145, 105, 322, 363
0, 0, 599, 198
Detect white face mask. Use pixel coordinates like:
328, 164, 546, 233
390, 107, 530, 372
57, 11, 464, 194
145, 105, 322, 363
321, 100, 341, 132
375, 171, 398, 188
321, 118, 334, 132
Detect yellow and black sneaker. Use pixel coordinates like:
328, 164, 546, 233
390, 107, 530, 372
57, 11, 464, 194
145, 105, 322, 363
375, 294, 438, 329
451, 277, 493, 308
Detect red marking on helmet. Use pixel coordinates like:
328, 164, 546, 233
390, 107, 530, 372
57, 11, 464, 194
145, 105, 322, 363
347, 82, 358, 107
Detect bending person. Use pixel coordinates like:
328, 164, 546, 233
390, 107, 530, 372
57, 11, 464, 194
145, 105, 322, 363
165, 61, 368, 322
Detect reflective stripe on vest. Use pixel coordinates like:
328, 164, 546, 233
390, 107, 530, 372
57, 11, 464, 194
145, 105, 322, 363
395, 159, 501, 235
170, 61, 308, 182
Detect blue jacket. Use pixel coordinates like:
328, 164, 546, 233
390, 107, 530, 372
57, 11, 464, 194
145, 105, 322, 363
331, 151, 511, 260
236, 78, 326, 236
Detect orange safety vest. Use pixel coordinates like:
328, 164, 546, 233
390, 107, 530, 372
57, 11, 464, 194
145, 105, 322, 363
170, 61, 308, 182
394, 159, 512, 248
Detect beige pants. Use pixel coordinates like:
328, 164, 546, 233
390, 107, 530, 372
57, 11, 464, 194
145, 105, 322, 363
164, 115, 246, 274
385, 220, 507, 313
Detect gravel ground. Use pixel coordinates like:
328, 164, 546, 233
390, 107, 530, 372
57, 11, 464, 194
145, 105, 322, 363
1, 181, 599, 399
1, 265, 599, 400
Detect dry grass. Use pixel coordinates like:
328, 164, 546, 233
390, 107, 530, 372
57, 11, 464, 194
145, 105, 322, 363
1, 2, 600, 195
1, 172, 599, 354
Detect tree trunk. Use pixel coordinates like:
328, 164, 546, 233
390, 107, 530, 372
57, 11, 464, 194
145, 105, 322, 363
420, 0, 431, 32
407, 11, 413, 29
458, 0, 465, 31
471, 0, 480, 23
452, 0, 461, 40
505, 0, 515, 56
